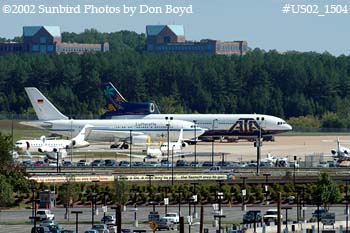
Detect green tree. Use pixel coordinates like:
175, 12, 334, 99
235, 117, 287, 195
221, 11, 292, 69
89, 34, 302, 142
312, 173, 341, 210
114, 180, 129, 205
0, 175, 14, 207
0, 132, 12, 166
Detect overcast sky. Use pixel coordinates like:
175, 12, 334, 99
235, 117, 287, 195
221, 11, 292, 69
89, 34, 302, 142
0, 0, 348, 56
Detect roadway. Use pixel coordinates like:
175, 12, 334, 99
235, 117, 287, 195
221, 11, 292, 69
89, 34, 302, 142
1, 205, 350, 233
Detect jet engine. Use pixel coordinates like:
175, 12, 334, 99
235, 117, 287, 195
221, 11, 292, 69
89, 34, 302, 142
126, 135, 151, 145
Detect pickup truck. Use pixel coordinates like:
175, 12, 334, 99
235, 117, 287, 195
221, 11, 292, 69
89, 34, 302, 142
162, 212, 179, 224
36, 209, 55, 221
263, 209, 282, 223
203, 166, 232, 173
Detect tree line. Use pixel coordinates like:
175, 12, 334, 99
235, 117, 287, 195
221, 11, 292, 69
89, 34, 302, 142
1, 29, 350, 128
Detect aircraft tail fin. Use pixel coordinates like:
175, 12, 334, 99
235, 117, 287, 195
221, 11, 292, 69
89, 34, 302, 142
102, 82, 127, 112
72, 124, 93, 142
177, 128, 184, 144
25, 87, 68, 121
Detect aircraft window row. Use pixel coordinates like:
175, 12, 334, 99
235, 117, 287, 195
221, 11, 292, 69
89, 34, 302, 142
277, 122, 287, 125
256, 117, 265, 121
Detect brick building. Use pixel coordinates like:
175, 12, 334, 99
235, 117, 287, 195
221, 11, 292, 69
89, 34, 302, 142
146, 25, 247, 56
0, 26, 109, 55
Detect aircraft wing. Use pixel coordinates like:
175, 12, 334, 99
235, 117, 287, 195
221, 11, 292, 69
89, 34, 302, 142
88, 129, 145, 140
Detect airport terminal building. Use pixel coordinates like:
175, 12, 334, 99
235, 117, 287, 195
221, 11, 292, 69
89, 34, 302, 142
146, 25, 248, 55
0, 26, 109, 55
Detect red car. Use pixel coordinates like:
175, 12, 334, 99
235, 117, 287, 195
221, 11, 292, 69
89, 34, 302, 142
34, 161, 47, 167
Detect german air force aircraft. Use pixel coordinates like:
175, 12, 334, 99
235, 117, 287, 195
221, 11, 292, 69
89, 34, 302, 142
15, 124, 92, 159
101, 82, 293, 138
24, 88, 206, 143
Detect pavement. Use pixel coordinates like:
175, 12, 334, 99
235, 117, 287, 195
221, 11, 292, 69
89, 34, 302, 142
1, 204, 350, 233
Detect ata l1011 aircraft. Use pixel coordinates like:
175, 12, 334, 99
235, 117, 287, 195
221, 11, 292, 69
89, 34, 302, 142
101, 82, 292, 137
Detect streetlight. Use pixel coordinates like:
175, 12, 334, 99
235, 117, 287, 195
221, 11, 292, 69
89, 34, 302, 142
345, 180, 349, 232
167, 123, 170, 169
211, 119, 218, 166
188, 196, 195, 233
71, 211, 83, 233
172, 144, 175, 185
131, 187, 138, 227
91, 193, 97, 227
255, 117, 264, 175
191, 182, 199, 219
160, 187, 170, 214
282, 207, 292, 232
129, 130, 132, 168
216, 191, 225, 233
263, 173, 271, 205
102, 192, 109, 224
193, 120, 197, 165
240, 177, 247, 211
64, 184, 70, 221
178, 187, 184, 216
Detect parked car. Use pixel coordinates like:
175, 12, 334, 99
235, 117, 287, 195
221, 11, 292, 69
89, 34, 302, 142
263, 209, 282, 223
101, 215, 116, 225
202, 161, 214, 167
157, 217, 175, 230
318, 161, 329, 168
40, 219, 57, 227
104, 159, 118, 167
84, 230, 99, 233
22, 160, 34, 167
91, 160, 105, 167
62, 160, 73, 167
312, 208, 328, 219
190, 161, 202, 167
36, 209, 55, 221
77, 159, 90, 167
119, 160, 130, 167
163, 212, 179, 224
243, 210, 262, 224
34, 161, 47, 167
92, 224, 109, 233
31, 226, 51, 233
176, 160, 189, 167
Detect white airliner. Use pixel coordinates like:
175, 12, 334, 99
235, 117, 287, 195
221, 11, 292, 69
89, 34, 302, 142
23, 88, 206, 142
102, 84, 293, 137
15, 124, 92, 159
328, 137, 350, 157
147, 128, 189, 159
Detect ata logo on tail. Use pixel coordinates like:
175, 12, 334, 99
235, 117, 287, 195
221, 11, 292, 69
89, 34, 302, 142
229, 118, 261, 133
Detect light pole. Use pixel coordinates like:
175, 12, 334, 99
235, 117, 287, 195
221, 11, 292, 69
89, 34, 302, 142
178, 187, 183, 216
102, 192, 108, 224
216, 192, 224, 233
255, 117, 264, 175
191, 182, 199, 219
240, 176, 247, 211
282, 207, 292, 232
193, 120, 197, 165
129, 129, 132, 168
71, 211, 83, 233
188, 196, 195, 233
345, 180, 349, 232
211, 119, 218, 166
293, 155, 297, 186
111, 205, 122, 233
263, 173, 271, 205
172, 145, 175, 185
91, 193, 97, 227
167, 123, 170, 169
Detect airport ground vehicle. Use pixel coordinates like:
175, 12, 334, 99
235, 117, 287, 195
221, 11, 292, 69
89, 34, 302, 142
157, 217, 175, 230
176, 160, 189, 167
36, 209, 55, 221
40, 220, 57, 227
163, 212, 179, 224
243, 210, 262, 224
31, 226, 51, 233
34, 161, 48, 167
84, 230, 98, 233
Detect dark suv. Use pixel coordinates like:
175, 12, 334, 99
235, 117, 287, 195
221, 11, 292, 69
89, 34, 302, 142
243, 210, 262, 224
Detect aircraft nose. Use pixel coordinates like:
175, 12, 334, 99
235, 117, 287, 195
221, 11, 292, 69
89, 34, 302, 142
285, 123, 293, 131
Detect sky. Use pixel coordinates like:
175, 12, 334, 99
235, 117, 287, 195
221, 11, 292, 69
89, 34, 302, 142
0, 0, 349, 56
